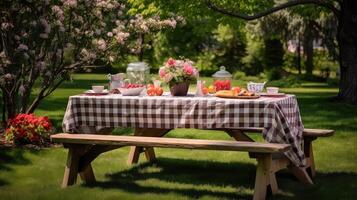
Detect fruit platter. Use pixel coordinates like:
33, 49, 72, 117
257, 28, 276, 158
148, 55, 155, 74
214, 87, 260, 99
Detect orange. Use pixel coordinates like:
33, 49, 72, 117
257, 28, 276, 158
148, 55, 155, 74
208, 85, 215, 94
202, 87, 208, 95
147, 87, 156, 96
231, 87, 241, 94
155, 87, 164, 96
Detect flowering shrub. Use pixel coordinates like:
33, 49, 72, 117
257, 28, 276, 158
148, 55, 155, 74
0, 0, 183, 121
159, 58, 199, 85
5, 114, 53, 145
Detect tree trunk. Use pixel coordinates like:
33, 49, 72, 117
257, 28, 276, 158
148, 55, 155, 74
264, 38, 284, 80
337, 0, 357, 103
3, 90, 16, 120
304, 20, 314, 76
138, 33, 145, 62
20, 85, 31, 113
297, 37, 302, 75
2, 93, 6, 127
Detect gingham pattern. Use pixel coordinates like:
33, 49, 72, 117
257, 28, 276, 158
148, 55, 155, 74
62, 94, 305, 166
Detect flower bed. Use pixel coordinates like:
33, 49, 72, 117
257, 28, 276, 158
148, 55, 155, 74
5, 114, 53, 146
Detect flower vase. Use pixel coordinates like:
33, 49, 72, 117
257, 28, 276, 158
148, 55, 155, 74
170, 82, 189, 96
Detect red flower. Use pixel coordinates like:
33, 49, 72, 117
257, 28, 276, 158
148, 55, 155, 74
6, 113, 53, 145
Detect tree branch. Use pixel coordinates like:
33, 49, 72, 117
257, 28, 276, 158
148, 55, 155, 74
205, 0, 340, 20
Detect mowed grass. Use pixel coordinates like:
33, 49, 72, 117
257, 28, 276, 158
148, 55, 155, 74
1, 73, 357, 200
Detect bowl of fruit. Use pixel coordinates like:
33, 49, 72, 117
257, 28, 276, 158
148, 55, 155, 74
118, 84, 145, 96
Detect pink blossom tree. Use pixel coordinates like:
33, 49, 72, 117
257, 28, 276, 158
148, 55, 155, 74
0, 0, 182, 124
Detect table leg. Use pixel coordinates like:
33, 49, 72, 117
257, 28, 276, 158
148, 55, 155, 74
253, 154, 273, 200
225, 129, 255, 142
304, 137, 317, 178
227, 129, 315, 185
62, 145, 82, 188
127, 146, 143, 164
289, 165, 314, 185
80, 164, 96, 183
62, 144, 121, 187
127, 128, 171, 165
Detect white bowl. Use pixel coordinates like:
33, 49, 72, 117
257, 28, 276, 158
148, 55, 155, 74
118, 87, 145, 96
266, 87, 279, 94
247, 82, 266, 93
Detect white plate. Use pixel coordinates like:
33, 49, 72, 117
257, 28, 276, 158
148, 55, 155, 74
84, 90, 109, 95
118, 87, 145, 96
259, 93, 286, 97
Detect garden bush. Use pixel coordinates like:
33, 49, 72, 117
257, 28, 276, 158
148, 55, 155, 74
5, 114, 53, 146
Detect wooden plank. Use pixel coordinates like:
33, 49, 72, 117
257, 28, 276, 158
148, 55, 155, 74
127, 128, 170, 165
253, 154, 272, 200
289, 166, 314, 185
233, 127, 263, 133
78, 145, 121, 172
144, 147, 157, 162
62, 147, 80, 188
79, 164, 96, 183
271, 157, 290, 173
304, 139, 316, 178
225, 129, 255, 142
51, 134, 291, 153
127, 146, 143, 164
231, 127, 334, 138
303, 129, 334, 137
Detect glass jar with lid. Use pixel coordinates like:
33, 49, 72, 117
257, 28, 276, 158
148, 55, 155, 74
126, 62, 150, 85
212, 66, 232, 91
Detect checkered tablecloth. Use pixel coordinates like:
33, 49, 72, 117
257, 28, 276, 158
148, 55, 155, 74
62, 93, 305, 166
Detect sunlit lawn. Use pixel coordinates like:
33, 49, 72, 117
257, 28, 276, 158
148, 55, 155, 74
1, 73, 357, 199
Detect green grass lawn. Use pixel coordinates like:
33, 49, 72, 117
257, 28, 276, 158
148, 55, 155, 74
1, 74, 357, 199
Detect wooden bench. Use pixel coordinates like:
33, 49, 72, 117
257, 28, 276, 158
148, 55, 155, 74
230, 128, 335, 178
51, 133, 291, 200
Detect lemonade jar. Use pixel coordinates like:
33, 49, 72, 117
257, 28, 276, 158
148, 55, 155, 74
212, 66, 232, 91
126, 62, 150, 85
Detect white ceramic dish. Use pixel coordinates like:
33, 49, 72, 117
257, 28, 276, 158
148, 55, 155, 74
118, 87, 145, 96
84, 89, 109, 96
260, 93, 286, 97
266, 87, 279, 94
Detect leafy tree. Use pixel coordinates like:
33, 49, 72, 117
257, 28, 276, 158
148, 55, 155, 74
127, 0, 250, 73
206, 0, 357, 103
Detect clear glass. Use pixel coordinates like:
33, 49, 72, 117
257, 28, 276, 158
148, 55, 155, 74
212, 66, 232, 91
126, 62, 150, 85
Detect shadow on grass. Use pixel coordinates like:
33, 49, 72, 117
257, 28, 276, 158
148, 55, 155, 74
83, 157, 357, 199
294, 92, 357, 132
275, 171, 357, 199
0, 147, 38, 187
86, 158, 255, 199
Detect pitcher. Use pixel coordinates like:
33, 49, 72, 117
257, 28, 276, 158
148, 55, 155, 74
195, 80, 206, 97
107, 73, 125, 90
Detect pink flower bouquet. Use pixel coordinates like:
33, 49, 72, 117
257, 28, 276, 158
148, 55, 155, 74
158, 58, 199, 86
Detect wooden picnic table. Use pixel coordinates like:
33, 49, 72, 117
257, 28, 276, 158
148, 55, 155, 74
59, 93, 335, 198
63, 93, 306, 166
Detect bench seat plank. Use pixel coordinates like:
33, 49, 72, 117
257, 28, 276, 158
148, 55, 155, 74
228, 127, 334, 137
51, 133, 290, 153
302, 129, 335, 137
